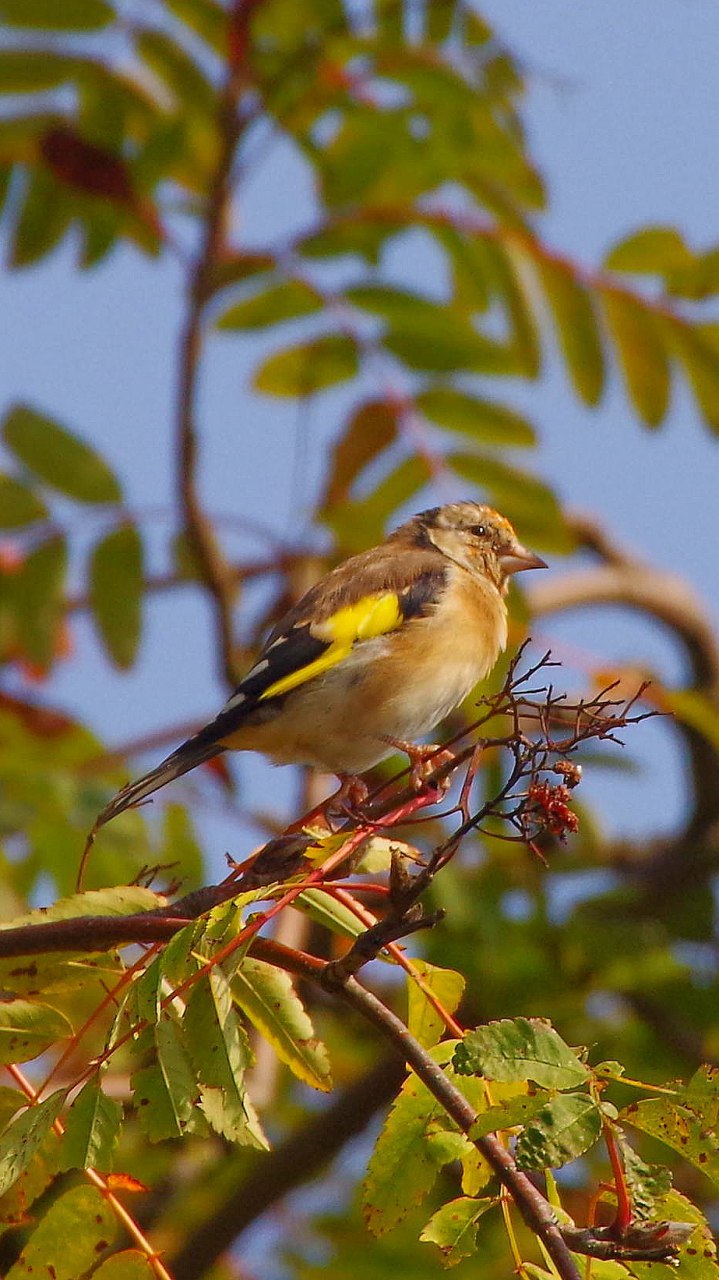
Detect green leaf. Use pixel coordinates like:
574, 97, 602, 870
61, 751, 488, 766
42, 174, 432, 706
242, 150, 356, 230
231, 956, 332, 1091
362, 295, 503, 376
435, 224, 491, 310
454, 1018, 589, 1089
13, 535, 67, 668
347, 281, 519, 373
129, 929, 196, 1026
184, 967, 267, 1148
462, 10, 492, 44
386, 321, 512, 373
216, 280, 322, 330
89, 523, 143, 669
669, 320, 719, 433
536, 255, 604, 404
424, 0, 458, 44
420, 1196, 495, 1267
346, 284, 447, 326
666, 245, 719, 301
0, 475, 47, 528
0, 885, 162, 931
254, 334, 359, 397
210, 251, 275, 293
164, 0, 227, 51
136, 1017, 204, 1140
60, 1078, 121, 1172
600, 287, 670, 427
0, 1000, 72, 1065
407, 960, 465, 1049
0, 1091, 65, 1199
294, 888, 365, 939
4, 1183, 115, 1279
416, 388, 536, 447
2, 403, 121, 503
0, 50, 85, 93
131, 1023, 195, 1142
93, 1252, 157, 1279
298, 218, 393, 265
515, 1092, 602, 1169
684, 1064, 719, 1125
469, 1089, 553, 1139
9, 168, 73, 268
473, 237, 541, 377
322, 398, 398, 508
353, 835, 417, 875
0, 0, 114, 28
605, 226, 693, 273
363, 1071, 472, 1236
136, 28, 215, 113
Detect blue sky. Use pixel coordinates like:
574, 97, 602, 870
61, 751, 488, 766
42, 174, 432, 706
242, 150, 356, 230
2, 1, 717, 871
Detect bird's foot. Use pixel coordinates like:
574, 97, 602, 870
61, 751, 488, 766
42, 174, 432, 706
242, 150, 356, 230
382, 738, 455, 792
324, 774, 370, 821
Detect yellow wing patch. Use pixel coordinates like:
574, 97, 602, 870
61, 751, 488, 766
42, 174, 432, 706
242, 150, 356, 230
259, 592, 403, 701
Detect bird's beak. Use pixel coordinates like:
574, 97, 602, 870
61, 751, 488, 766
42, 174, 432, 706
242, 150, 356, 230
499, 545, 548, 576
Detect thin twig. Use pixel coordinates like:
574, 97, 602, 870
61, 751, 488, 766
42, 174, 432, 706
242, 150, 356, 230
175, 1, 264, 688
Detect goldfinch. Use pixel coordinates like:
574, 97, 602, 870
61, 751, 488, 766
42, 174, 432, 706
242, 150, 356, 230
96, 502, 545, 828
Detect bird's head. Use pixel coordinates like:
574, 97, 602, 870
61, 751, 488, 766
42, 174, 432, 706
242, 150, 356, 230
403, 501, 547, 592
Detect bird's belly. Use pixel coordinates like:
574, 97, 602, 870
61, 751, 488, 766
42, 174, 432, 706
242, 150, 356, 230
247, 631, 497, 774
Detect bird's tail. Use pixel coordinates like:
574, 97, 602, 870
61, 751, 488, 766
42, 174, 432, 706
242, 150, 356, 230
96, 735, 224, 829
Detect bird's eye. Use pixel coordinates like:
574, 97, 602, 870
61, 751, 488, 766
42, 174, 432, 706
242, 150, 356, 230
470, 524, 487, 538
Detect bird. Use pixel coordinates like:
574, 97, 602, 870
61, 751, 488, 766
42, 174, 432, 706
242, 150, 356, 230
94, 501, 546, 830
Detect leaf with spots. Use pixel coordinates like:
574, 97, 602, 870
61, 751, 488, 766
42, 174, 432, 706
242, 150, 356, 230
4, 1183, 115, 1279
622, 1067, 719, 1189
130, 1020, 205, 1142
454, 1018, 590, 1090
0, 1090, 65, 1199
420, 1196, 496, 1267
514, 1092, 602, 1169
184, 966, 267, 1148
627, 1189, 719, 1280
60, 1078, 122, 1172
0, 999, 72, 1065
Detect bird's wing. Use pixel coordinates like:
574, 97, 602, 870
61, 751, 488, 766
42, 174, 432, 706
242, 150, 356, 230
219, 559, 447, 717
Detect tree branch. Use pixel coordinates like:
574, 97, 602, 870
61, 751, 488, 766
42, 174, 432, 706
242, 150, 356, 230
176, 2, 263, 688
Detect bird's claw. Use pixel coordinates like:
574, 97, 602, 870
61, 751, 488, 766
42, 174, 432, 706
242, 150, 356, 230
382, 738, 455, 792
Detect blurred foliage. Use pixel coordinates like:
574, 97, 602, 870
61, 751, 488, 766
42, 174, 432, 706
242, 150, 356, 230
0, 1, 717, 1279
